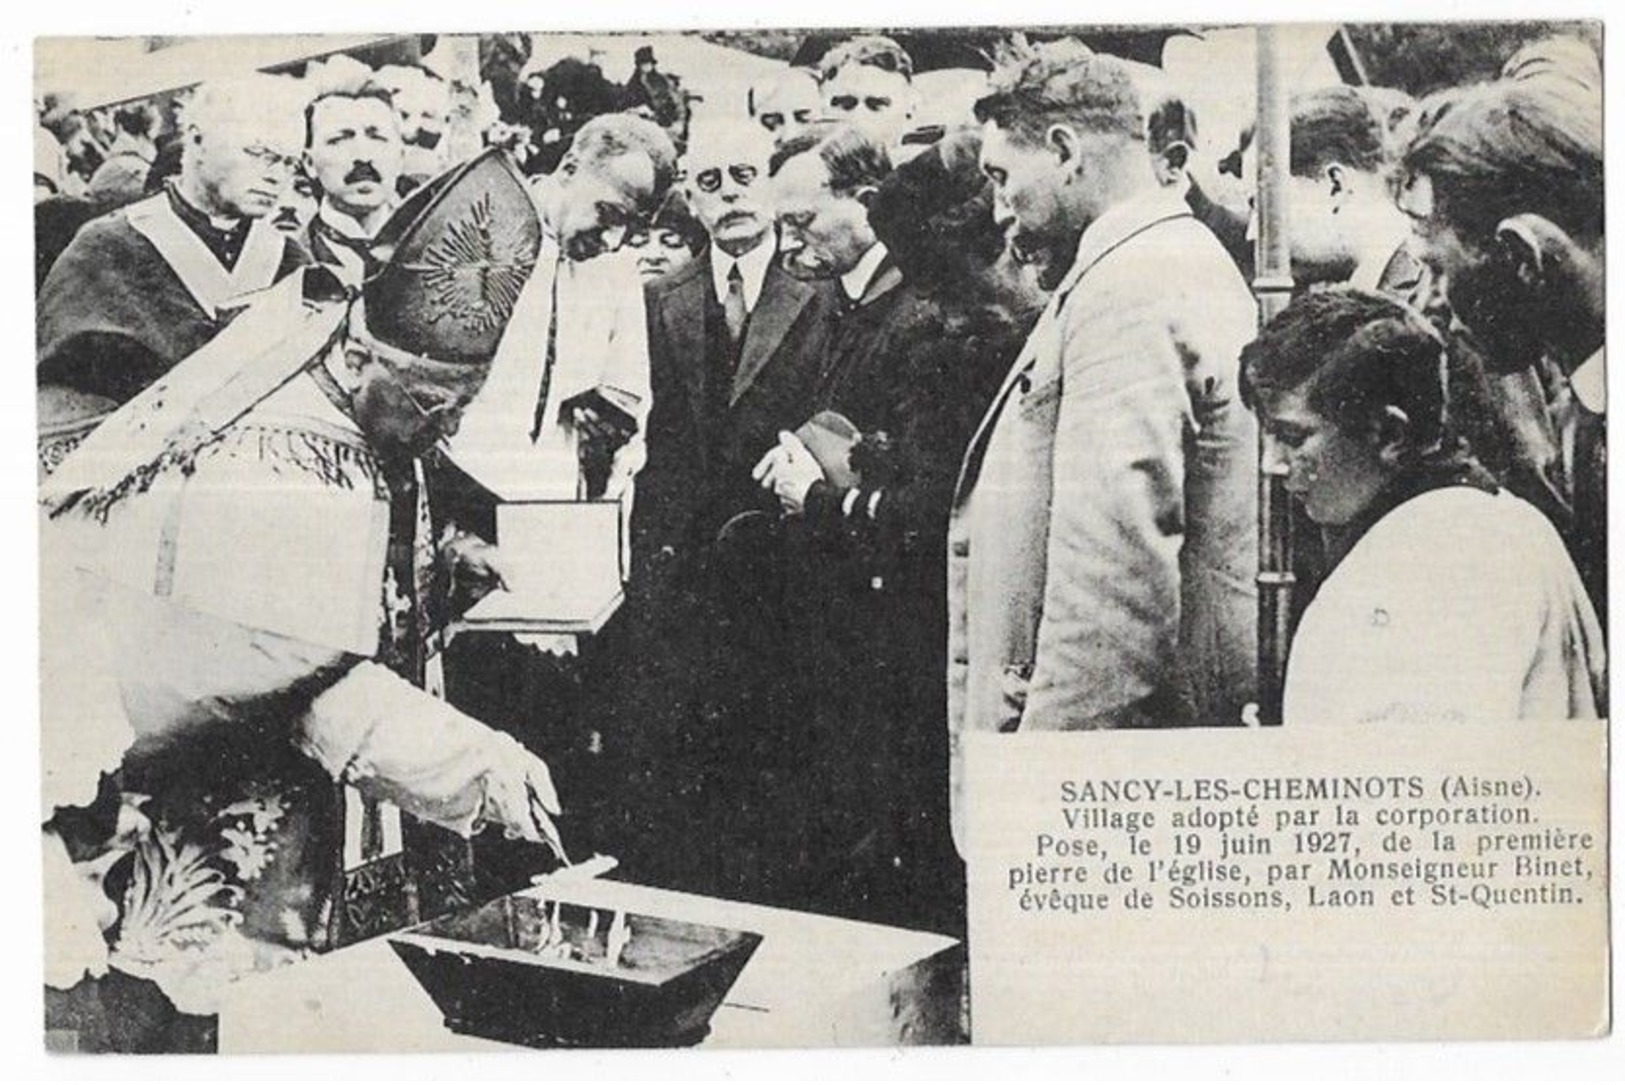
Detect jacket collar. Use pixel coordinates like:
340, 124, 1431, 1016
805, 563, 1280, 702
1572, 346, 1606, 415
1053, 188, 1192, 299
1353, 224, 1425, 294
709, 233, 776, 310
840, 241, 893, 304
315, 200, 383, 242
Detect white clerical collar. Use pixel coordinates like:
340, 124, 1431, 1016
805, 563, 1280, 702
840, 242, 889, 302
317, 201, 382, 241
171, 181, 243, 233
1571, 346, 1606, 415
710, 235, 775, 312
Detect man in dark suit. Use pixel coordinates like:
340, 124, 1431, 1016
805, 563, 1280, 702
759, 122, 916, 470
615, 118, 836, 903
639, 117, 837, 567
300, 79, 404, 282
753, 121, 953, 926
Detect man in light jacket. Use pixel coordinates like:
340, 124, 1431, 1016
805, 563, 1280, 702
948, 40, 1259, 850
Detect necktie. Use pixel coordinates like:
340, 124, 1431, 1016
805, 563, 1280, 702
723, 261, 748, 347
314, 217, 377, 278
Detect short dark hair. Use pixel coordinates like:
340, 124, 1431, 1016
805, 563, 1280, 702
1146, 93, 1197, 157
768, 121, 891, 195
1289, 85, 1387, 176
819, 35, 913, 84
1241, 287, 1451, 457
1401, 81, 1602, 244
1128, 62, 1196, 156
303, 80, 397, 148
112, 102, 160, 140
973, 38, 1143, 146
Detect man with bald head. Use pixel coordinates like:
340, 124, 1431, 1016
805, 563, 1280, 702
449, 111, 679, 504
431, 112, 686, 881
530, 111, 679, 263
38, 75, 308, 425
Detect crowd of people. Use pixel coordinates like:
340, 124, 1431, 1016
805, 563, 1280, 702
36, 28, 1605, 1052
33, 43, 691, 287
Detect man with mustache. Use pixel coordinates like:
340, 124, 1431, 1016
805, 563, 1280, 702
642, 118, 835, 560
301, 78, 404, 282
42, 150, 563, 1051
626, 119, 837, 901
38, 75, 308, 468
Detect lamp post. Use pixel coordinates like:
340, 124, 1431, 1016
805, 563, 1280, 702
1253, 24, 1295, 725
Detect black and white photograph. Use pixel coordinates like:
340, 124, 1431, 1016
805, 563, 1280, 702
21, 6, 1610, 1062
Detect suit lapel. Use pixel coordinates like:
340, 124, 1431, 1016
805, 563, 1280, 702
952, 210, 1192, 506
953, 318, 1045, 504
731, 263, 811, 406
857, 260, 904, 308
660, 259, 712, 427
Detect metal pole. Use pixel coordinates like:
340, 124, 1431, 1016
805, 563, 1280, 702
1253, 25, 1295, 725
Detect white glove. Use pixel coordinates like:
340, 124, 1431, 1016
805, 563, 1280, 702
751, 430, 824, 515
479, 730, 569, 862
298, 662, 566, 860
444, 531, 513, 592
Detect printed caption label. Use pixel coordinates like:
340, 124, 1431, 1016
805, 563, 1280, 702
965, 722, 1608, 1043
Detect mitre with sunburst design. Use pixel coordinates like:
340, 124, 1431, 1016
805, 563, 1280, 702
363, 148, 543, 368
